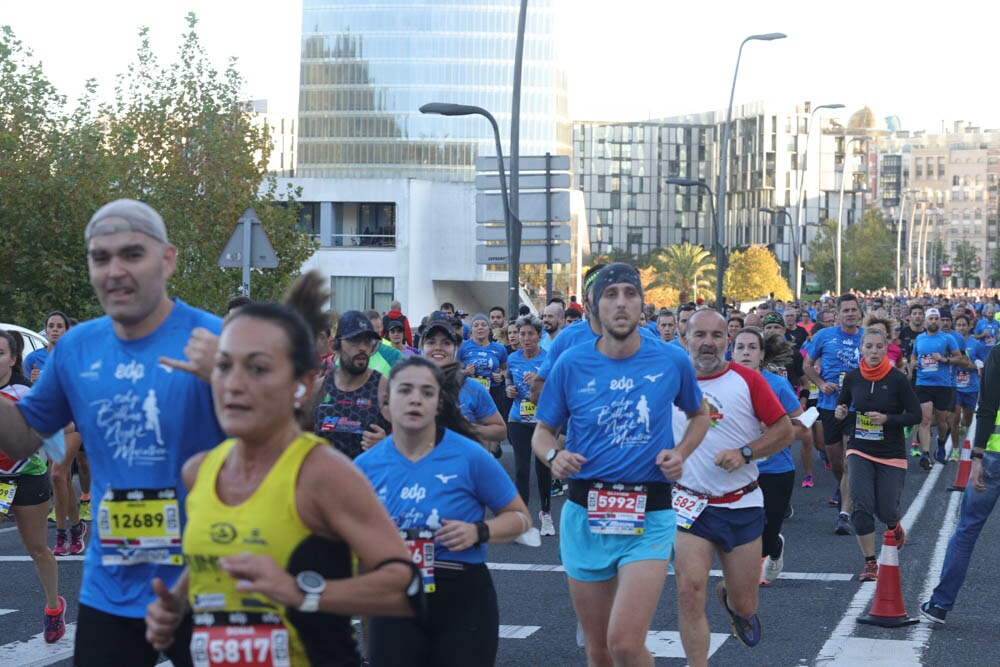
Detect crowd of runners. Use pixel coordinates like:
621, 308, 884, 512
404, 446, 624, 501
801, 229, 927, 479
2, 198, 1000, 665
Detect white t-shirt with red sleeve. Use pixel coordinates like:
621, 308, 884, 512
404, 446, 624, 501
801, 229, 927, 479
673, 362, 786, 509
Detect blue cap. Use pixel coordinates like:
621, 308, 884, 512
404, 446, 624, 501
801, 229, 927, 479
336, 310, 380, 341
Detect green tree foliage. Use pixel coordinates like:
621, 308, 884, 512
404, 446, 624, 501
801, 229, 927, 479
0, 16, 315, 326
723, 245, 792, 301
646, 243, 715, 304
952, 239, 980, 287
804, 210, 895, 293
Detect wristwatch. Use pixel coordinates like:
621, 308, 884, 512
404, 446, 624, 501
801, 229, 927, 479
740, 446, 754, 464
971, 450, 985, 460
546, 448, 561, 465
295, 570, 326, 613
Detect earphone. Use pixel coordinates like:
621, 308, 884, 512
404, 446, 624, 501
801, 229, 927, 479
294, 383, 307, 399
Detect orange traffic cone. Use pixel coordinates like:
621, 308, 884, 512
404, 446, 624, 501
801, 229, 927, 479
949, 438, 973, 492
857, 527, 918, 627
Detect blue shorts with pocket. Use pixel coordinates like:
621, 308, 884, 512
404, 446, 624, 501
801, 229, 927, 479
678, 505, 764, 553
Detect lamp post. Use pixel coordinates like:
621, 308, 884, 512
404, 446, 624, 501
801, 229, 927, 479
665, 177, 722, 312
894, 189, 914, 295
794, 103, 844, 300
716, 32, 786, 304
419, 102, 521, 318
834, 135, 872, 295
760, 206, 794, 285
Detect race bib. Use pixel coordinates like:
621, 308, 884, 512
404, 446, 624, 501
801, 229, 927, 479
474, 377, 490, 388
957, 370, 971, 389
518, 400, 537, 421
920, 354, 939, 373
808, 382, 819, 400
0, 479, 16, 516
98, 488, 182, 566
191, 612, 290, 667
587, 486, 647, 535
402, 528, 435, 594
837, 372, 846, 388
854, 414, 884, 441
671, 486, 708, 530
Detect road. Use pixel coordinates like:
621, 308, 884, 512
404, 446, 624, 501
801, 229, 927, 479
1, 443, 997, 666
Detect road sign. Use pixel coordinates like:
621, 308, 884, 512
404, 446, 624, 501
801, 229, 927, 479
475, 173, 572, 191
476, 225, 571, 242
476, 244, 571, 265
476, 191, 570, 224
218, 209, 279, 268
474, 154, 571, 173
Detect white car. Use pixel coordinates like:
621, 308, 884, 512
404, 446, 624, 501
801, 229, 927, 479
0, 323, 48, 355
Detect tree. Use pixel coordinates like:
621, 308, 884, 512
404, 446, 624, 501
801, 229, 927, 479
638, 266, 680, 310
952, 239, 979, 287
804, 210, 894, 293
723, 245, 792, 301
646, 243, 715, 304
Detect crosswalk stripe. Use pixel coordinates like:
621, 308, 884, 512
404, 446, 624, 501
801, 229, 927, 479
0, 622, 75, 667
487, 562, 855, 582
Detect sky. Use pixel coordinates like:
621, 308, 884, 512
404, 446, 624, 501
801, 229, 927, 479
5, 0, 999, 133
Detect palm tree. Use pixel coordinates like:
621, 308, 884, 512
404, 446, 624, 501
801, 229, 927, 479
647, 243, 715, 304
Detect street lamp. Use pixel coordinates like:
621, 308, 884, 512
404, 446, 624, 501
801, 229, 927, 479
419, 102, 521, 319
759, 206, 793, 283
716, 32, 786, 306
834, 135, 872, 295
665, 177, 723, 312
794, 103, 844, 300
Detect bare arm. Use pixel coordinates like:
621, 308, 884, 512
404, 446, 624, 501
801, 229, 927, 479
529, 376, 544, 405
470, 412, 507, 445
0, 400, 43, 460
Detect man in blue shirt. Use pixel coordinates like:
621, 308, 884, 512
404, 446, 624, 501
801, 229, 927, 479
803, 293, 864, 536
0, 199, 223, 667
532, 263, 709, 667
909, 308, 963, 470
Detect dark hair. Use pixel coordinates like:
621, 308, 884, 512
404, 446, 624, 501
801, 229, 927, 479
837, 293, 859, 309
387, 356, 477, 441
909, 303, 925, 314
954, 313, 971, 325
439, 302, 455, 312
734, 326, 764, 351
518, 305, 531, 316
0, 330, 26, 386
678, 303, 697, 314
762, 332, 794, 369
547, 297, 566, 308
45, 311, 71, 330
489, 306, 505, 316
658, 309, 676, 320
226, 296, 253, 313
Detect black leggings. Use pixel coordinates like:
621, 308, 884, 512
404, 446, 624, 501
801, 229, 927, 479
507, 421, 551, 512
368, 563, 498, 667
758, 470, 795, 558
75, 602, 194, 667
848, 453, 905, 535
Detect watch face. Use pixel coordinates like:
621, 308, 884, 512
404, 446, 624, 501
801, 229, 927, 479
297, 570, 325, 593
741, 446, 753, 460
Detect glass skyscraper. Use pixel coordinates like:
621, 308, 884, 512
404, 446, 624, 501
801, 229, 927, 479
298, 0, 570, 181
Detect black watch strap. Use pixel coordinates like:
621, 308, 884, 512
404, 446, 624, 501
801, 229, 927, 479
474, 520, 490, 546
971, 450, 985, 459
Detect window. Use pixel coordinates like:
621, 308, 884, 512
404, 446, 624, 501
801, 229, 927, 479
330, 276, 394, 313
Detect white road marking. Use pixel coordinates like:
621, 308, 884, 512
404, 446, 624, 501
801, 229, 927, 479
0, 555, 85, 562
646, 630, 728, 658
0, 622, 76, 667
0, 609, 16, 616
499, 624, 541, 639
814, 463, 944, 665
488, 562, 854, 581
910, 488, 962, 650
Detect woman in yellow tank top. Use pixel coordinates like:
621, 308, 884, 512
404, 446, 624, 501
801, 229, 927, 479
145, 274, 421, 666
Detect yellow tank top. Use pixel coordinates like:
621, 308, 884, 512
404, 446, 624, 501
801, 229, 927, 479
184, 432, 352, 667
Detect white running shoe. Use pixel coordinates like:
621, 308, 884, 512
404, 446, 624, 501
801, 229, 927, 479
515, 527, 542, 547
761, 534, 784, 584
539, 511, 556, 536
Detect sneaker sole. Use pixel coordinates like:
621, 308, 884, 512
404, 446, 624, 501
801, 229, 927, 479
920, 607, 946, 625
716, 582, 761, 647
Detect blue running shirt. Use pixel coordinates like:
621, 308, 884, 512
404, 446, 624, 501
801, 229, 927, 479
507, 348, 547, 423
535, 337, 702, 483
16, 300, 224, 618
755, 370, 800, 474
912, 332, 956, 387
459, 376, 498, 422
458, 340, 508, 389
804, 326, 863, 410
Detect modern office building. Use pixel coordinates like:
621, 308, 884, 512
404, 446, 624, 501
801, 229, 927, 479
297, 0, 570, 181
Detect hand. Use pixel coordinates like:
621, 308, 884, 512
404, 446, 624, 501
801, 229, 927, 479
505, 385, 517, 398
30, 368, 40, 382
971, 458, 986, 492
491, 371, 503, 383
820, 381, 838, 395
713, 448, 745, 472
218, 553, 302, 608
550, 450, 586, 479
159, 327, 219, 383
436, 519, 478, 551
864, 411, 887, 425
145, 578, 185, 651
361, 424, 387, 450
834, 405, 848, 420
522, 372, 537, 385
463, 364, 476, 377
656, 449, 684, 481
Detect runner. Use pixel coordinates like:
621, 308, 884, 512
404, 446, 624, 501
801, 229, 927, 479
458, 313, 509, 449
0, 330, 66, 643
657, 309, 678, 343
0, 199, 225, 666
357, 357, 530, 666
952, 312, 987, 458
532, 263, 709, 667
803, 294, 864, 535
144, 293, 418, 666
834, 329, 921, 581
940, 309, 971, 461
504, 315, 553, 535
761, 312, 813, 489
672, 311, 791, 666
540, 302, 566, 351
909, 307, 962, 469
